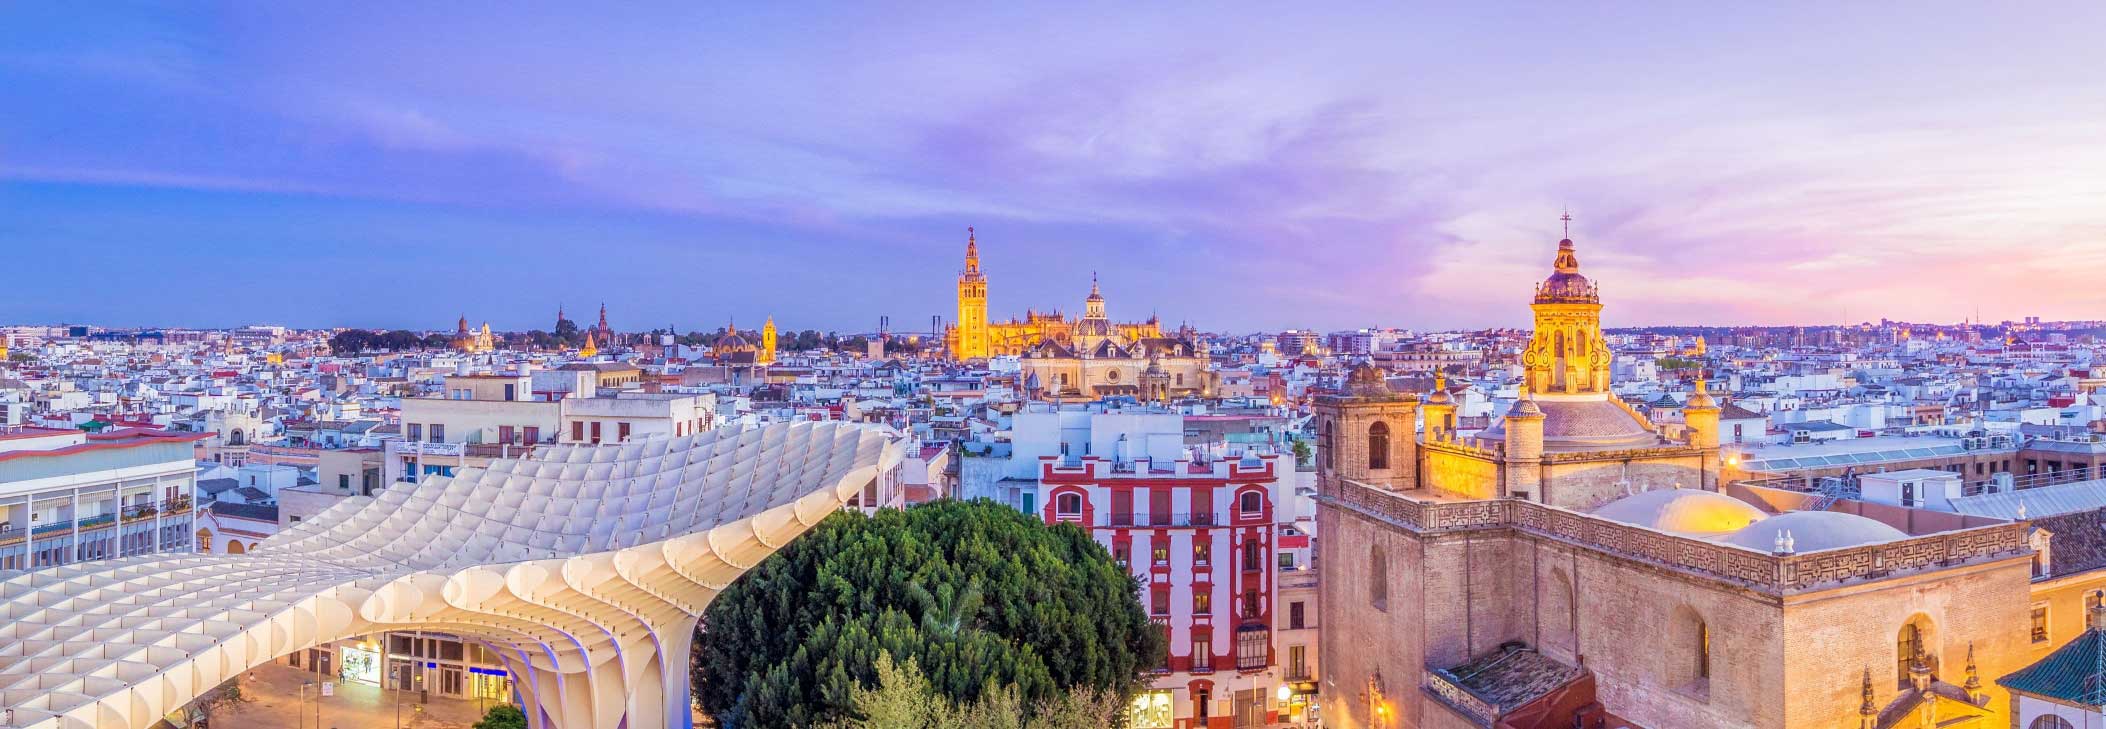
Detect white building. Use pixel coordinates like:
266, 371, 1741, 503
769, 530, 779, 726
0, 426, 202, 572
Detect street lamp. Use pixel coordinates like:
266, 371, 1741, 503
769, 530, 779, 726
1277, 683, 1292, 702
299, 681, 312, 729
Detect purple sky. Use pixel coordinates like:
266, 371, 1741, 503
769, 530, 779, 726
4, 3, 2104, 333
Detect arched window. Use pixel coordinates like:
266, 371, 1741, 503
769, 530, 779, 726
1370, 544, 1389, 612
1367, 421, 1390, 470
1240, 491, 1262, 514
1896, 616, 1937, 689
2032, 716, 2078, 729
1055, 493, 1083, 516
226, 541, 246, 555
227, 430, 246, 446
1670, 605, 1711, 695
196, 529, 213, 553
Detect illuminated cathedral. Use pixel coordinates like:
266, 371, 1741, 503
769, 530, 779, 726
944, 227, 1165, 361
450, 315, 496, 353
1314, 219, 2032, 729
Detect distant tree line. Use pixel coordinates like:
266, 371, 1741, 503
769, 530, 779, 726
324, 321, 939, 356
327, 329, 451, 354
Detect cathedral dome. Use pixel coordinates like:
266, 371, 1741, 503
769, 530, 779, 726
1533, 238, 1599, 304
1723, 510, 1907, 553
1592, 488, 1768, 537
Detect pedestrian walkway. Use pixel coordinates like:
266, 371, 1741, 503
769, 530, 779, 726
202, 663, 495, 729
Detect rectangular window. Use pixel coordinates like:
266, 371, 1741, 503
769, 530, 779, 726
1288, 644, 1307, 679
1152, 545, 1169, 565
1193, 591, 1211, 614
590, 421, 602, 444
1279, 552, 1296, 570
1236, 628, 1268, 670
503, 383, 516, 401
1194, 541, 1210, 564
2033, 604, 2051, 644
430, 424, 445, 443
338, 474, 350, 490
1114, 543, 1131, 568
618, 422, 631, 441
1151, 586, 1169, 615
1289, 601, 1305, 630
498, 426, 514, 445
407, 423, 423, 442
525, 426, 540, 443
571, 421, 585, 442
1191, 638, 1212, 670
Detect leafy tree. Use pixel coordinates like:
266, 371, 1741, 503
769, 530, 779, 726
794, 329, 824, 352
696, 499, 1163, 728
554, 317, 581, 347
1290, 439, 1312, 467
821, 652, 1124, 729
473, 704, 530, 729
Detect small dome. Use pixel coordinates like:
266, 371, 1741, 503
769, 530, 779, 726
1723, 510, 1907, 553
1507, 395, 1543, 418
1592, 488, 1768, 537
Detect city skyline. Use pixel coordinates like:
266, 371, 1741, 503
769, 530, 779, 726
5, 3, 2106, 331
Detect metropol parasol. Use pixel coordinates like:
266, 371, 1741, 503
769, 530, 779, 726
0, 421, 901, 729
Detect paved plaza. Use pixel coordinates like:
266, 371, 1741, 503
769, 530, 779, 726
201, 663, 493, 729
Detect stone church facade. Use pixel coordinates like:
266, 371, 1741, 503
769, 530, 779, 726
1316, 229, 2035, 729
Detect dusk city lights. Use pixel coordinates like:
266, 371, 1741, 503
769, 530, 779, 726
3, 4, 2106, 729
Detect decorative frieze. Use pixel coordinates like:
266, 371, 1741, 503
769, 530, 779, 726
1321, 479, 2029, 595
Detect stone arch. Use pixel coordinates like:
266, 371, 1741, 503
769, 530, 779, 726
1896, 613, 1938, 688
1541, 566, 1575, 656
1367, 421, 1390, 470
1667, 604, 1710, 695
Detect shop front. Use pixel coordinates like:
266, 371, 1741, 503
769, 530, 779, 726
338, 643, 383, 686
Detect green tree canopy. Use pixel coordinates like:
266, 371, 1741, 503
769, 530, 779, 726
695, 499, 1163, 728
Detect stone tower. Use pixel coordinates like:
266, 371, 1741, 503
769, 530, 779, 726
1500, 392, 1545, 498
1521, 216, 1612, 395
1422, 371, 1457, 443
1683, 377, 1723, 488
1314, 362, 1420, 492
759, 316, 778, 365
953, 227, 990, 361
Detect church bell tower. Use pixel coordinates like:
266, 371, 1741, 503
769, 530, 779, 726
954, 227, 991, 360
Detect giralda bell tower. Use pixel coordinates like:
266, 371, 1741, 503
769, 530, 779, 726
954, 227, 991, 361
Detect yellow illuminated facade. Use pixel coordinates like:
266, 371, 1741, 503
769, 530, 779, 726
945, 227, 1163, 361
451, 316, 496, 354
1519, 235, 1611, 395
759, 316, 778, 365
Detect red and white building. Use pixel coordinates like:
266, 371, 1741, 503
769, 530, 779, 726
1039, 449, 1293, 729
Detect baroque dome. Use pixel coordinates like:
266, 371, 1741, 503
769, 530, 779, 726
1533, 238, 1599, 304
1723, 510, 1907, 553
1592, 488, 1768, 537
